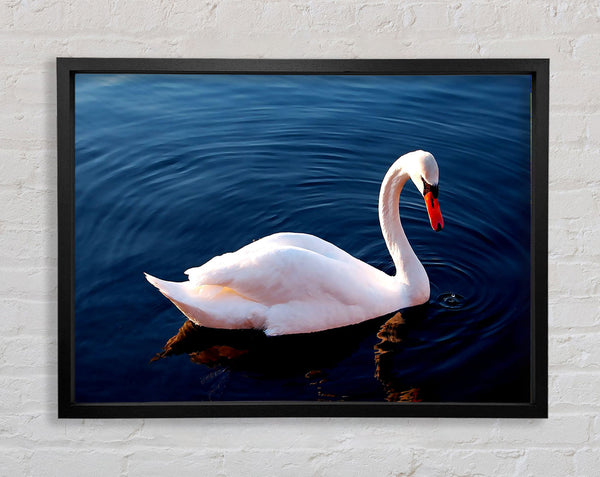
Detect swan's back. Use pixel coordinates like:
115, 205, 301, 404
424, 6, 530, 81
147, 232, 400, 335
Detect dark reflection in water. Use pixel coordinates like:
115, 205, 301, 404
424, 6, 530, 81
151, 316, 389, 401
374, 312, 422, 403
152, 304, 514, 403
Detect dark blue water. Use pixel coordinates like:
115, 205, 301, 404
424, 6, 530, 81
75, 73, 531, 403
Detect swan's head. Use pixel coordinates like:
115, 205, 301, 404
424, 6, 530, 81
405, 150, 444, 232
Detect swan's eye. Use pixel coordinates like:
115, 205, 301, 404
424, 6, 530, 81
421, 177, 439, 198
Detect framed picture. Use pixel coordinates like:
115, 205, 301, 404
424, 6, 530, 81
57, 58, 548, 418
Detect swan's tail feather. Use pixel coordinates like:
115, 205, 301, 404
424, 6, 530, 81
144, 273, 267, 331
144, 273, 189, 304
144, 272, 210, 326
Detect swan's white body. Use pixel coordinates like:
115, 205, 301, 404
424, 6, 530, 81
146, 150, 443, 336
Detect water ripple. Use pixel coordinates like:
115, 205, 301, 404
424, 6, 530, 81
74, 73, 532, 403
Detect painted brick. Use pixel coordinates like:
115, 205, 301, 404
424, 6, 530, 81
356, 3, 403, 33
551, 332, 600, 369
1, 187, 57, 229
12, 70, 54, 105
101, 1, 165, 33
62, 419, 148, 445
551, 112, 587, 143
0, 228, 55, 265
0, 335, 57, 374
575, 448, 600, 477
521, 449, 577, 476
64, 37, 161, 58
1, 298, 55, 336
549, 225, 579, 257
30, 450, 122, 477
0, 37, 70, 67
306, 2, 357, 33
592, 416, 600, 445
549, 189, 600, 221
572, 33, 600, 67
11, 0, 67, 32
0, 267, 56, 301
0, 108, 48, 145
63, 1, 117, 31
412, 448, 522, 477
587, 113, 600, 144
548, 261, 600, 298
409, 3, 454, 31
126, 449, 224, 477
494, 415, 590, 445
549, 296, 600, 328
552, 71, 600, 108
0, 449, 33, 477
221, 447, 415, 476
359, 36, 482, 57
453, 2, 501, 34
478, 37, 578, 71
0, 377, 48, 414
505, 2, 600, 37
551, 373, 600, 407
550, 144, 600, 185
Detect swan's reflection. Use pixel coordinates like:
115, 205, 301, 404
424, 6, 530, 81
151, 320, 258, 367
152, 317, 375, 376
152, 310, 423, 401
374, 311, 422, 402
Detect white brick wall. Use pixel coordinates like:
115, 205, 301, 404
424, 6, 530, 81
0, 1, 598, 475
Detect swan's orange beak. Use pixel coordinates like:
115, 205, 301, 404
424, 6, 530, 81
424, 192, 443, 232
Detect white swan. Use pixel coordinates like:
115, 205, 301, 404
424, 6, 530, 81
145, 150, 443, 336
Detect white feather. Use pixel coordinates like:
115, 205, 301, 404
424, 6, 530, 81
145, 150, 441, 335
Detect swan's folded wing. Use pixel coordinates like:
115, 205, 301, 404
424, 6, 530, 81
238, 232, 358, 263
184, 245, 379, 307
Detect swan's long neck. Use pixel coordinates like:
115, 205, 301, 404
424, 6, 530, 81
378, 160, 428, 288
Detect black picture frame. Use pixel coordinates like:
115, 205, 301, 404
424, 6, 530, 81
57, 58, 548, 418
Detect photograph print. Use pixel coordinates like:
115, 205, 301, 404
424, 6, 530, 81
60, 59, 547, 417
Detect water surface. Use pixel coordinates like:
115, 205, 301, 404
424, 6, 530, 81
75, 73, 531, 403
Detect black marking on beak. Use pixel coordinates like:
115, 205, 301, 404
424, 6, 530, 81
421, 177, 439, 198
436, 223, 442, 232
